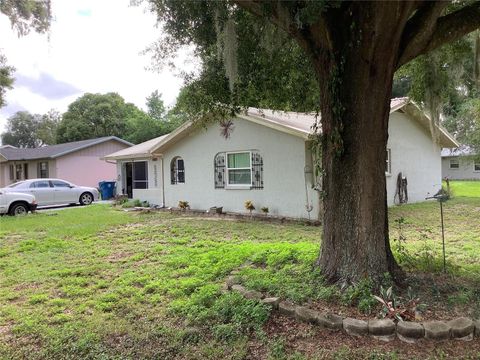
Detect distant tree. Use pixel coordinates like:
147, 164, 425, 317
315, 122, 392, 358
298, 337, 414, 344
37, 109, 60, 145
0, 0, 51, 108
1, 111, 42, 147
124, 103, 165, 144
0, 55, 15, 108
444, 98, 480, 153
56, 93, 135, 143
146, 90, 166, 121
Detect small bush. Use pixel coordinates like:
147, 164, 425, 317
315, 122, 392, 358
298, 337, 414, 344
244, 200, 255, 214
113, 195, 128, 205
213, 323, 241, 342
340, 279, 374, 307
178, 201, 190, 210
121, 199, 149, 208
212, 292, 270, 331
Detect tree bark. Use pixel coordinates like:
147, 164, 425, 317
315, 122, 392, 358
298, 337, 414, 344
305, 4, 408, 285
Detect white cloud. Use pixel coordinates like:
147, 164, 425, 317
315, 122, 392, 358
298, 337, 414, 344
0, 0, 194, 134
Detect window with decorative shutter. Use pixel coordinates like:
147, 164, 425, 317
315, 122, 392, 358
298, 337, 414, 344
251, 151, 264, 189
214, 151, 264, 190
171, 157, 185, 184
214, 153, 226, 188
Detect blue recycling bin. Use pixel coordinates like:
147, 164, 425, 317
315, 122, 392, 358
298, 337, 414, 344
98, 181, 116, 200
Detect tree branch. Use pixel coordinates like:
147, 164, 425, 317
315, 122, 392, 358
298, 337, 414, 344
234, 1, 293, 35
234, 0, 332, 62
397, 1, 480, 68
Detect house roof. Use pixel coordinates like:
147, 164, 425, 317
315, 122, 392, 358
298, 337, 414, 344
441, 145, 476, 157
103, 98, 459, 160
103, 134, 170, 160
0, 136, 133, 162
240, 98, 458, 148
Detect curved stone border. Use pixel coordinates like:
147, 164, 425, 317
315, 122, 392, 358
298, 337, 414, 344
224, 280, 480, 343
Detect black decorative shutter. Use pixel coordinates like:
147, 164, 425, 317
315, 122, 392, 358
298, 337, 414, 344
214, 153, 226, 188
251, 151, 263, 189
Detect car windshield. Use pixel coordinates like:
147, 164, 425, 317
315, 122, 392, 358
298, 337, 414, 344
7, 181, 25, 188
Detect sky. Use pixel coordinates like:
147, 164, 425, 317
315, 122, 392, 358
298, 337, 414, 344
0, 0, 195, 134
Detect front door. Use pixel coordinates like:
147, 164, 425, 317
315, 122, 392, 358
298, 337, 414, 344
125, 163, 133, 199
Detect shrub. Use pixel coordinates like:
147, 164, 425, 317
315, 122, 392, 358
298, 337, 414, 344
113, 194, 128, 205
244, 200, 255, 214
178, 201, 190, 210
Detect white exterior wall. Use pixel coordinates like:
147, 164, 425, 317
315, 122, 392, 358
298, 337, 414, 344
441, 156, 480, 180
160, 118, 320, 220
115, 158, 163, 206
386, 112, 442, 204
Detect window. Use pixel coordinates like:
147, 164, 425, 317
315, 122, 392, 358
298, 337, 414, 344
214, 151, 263, 189
15, 164, 22, 180
30, 180, 51, 188
227, 152, 252, 185
23, 163, 28, 179
170, 157, 185, 184
386, 149, 391, 175
52, 180, 71, 188
9, 164, 14, 180
133, 161, 148, 189
449, 159, 459, 169
474, 160, 480, 172
38, 162, 49, 178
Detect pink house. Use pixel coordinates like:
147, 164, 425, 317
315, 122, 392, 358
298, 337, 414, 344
0, 137, 132, 188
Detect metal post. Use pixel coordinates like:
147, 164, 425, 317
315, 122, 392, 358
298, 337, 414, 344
440, 200, 446, 273
426, 193, 448, 273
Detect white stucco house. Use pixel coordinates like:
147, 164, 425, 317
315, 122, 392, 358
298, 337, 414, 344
441, 146, 480, 180
104, 98, 458, 221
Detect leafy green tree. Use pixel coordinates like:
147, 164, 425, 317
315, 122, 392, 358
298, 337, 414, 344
37, 109, 60, 145
0, 55, 15, 108
147, 1, 480, 285
447, 98, 480, 153
146, 90, 166, 121
56, 93, 134, 143
1, 111, 42, 147
124, 102, 166, 144
0, 0, 51, 108
396, 31, 480, 153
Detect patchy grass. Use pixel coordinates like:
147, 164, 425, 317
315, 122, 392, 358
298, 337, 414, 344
446, 180, 480, 197
0, 202, 479, 359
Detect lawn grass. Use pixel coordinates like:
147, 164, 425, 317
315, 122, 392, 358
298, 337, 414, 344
0, 202, 479, 359
446, 180, 480, 197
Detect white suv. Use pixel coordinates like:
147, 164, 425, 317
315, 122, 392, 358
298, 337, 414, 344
0, 189, 37, 216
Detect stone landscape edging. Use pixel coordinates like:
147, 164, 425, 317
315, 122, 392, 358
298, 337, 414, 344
224, 277, 480, 343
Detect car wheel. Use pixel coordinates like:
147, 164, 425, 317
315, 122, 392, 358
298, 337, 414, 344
79, 192, 94, 205
9, 203, 28, 216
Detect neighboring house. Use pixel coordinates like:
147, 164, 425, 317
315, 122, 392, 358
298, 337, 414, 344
441, 146, 480, 180
0, 137, 133, 188
104, 98, 458, 221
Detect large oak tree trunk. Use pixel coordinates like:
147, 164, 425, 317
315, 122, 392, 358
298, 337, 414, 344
306, 6, 406, 285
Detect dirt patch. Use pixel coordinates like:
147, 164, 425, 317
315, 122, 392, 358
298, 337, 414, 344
106, 251, 133, 263
248, 314, 480, 359
14, 282, 41, 292
0, 324, 13, 338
